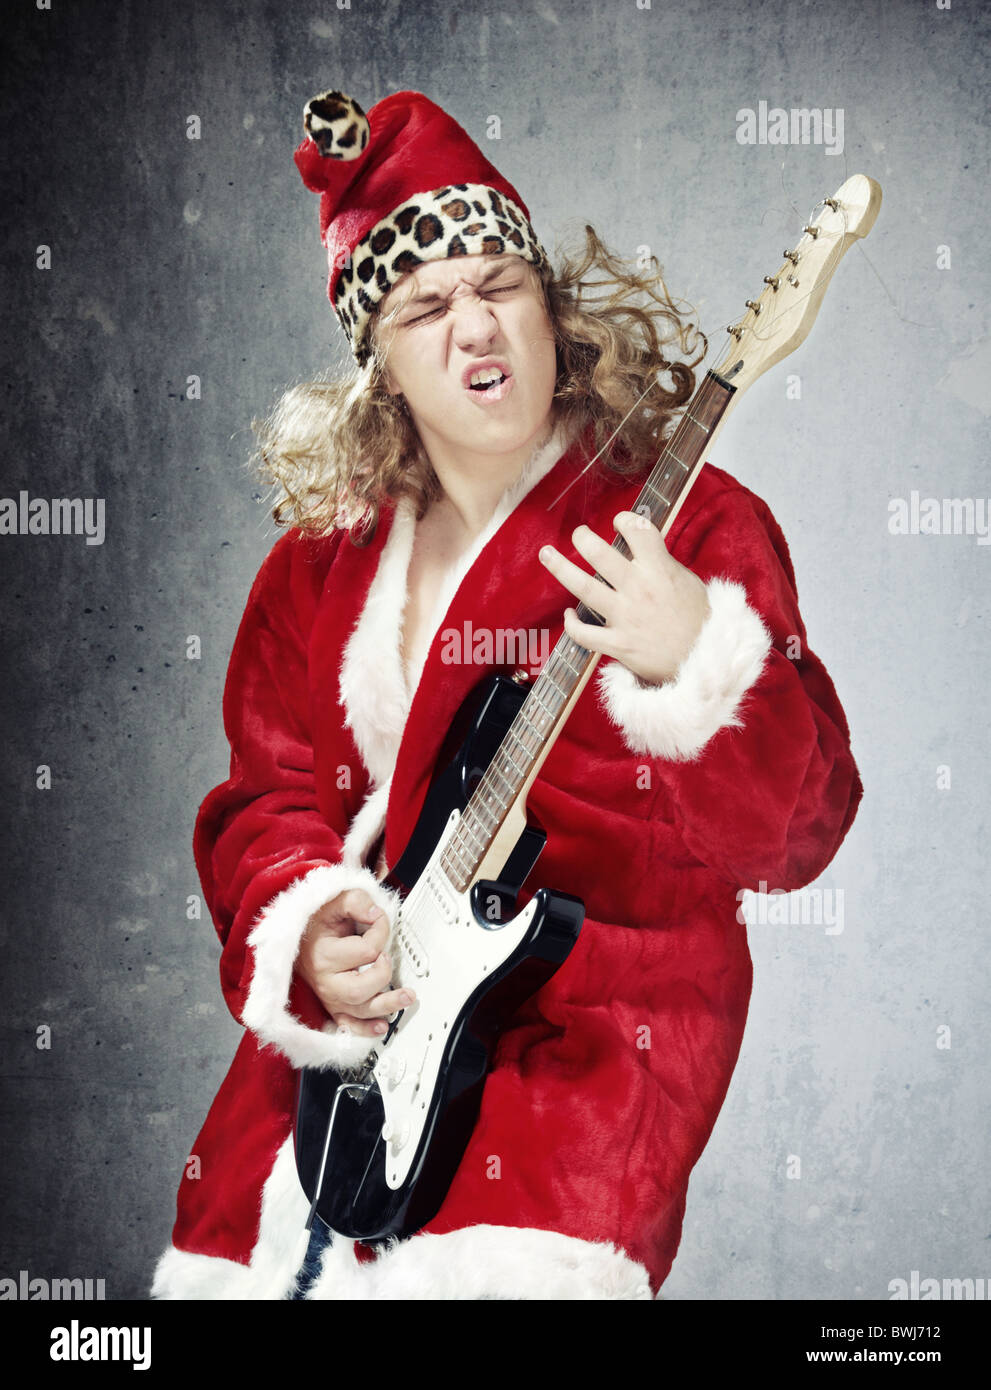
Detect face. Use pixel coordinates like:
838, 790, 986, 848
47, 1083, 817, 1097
371, 254, 558, 468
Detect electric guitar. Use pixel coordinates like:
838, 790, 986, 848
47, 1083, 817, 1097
293, 173, 882, 1243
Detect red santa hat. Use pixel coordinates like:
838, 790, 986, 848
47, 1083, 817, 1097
293, 89, 548, 366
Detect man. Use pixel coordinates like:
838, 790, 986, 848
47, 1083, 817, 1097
152, 88, 861, 1300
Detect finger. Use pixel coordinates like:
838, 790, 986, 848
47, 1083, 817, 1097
307, 902, 390, 954
346, 984, 416, 1021
330, 952, 395, 1006
330, 1013, 391, 1039
560, 606, 621, 659
347, 917, 389, 961
336, 890, 389, 931
612, 510, 670, 565
310, 894, 387, 938
538, 544, 617, 621
569, 524, 631, 591
308, 919, 387, 976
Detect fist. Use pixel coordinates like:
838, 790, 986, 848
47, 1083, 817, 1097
295, 888, 415, 1039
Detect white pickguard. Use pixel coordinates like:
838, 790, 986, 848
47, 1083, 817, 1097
373, 809, 538, 1190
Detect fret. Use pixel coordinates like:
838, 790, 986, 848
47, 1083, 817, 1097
546, 651, 581, 687
512, 719, 543, 758
488, 763, 515, 801
465, 803, 498, 841
455, 819, 482, 855
457, 816, 487, 853
474, 793, 501, 827
528, 684, 557, 727
500, 738, 529, 781
470, 782, 491, 811
520, 707, 552, 749
538, 675, 567, 713
540, 658, 568, 692
684, 411, 710, 434
553, 650, 579, 680
447, 837, 472, 869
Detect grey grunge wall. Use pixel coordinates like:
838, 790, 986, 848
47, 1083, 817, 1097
1, 0, 988, 1304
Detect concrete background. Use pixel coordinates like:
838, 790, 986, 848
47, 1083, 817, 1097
1, 0, 988, 1302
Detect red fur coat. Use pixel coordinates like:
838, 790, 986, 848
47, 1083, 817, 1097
152, 423, 861, 1299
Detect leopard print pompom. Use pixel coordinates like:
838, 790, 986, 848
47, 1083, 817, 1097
303, 90, 370, 161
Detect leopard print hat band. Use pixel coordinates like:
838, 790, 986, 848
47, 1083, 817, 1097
293, 90, 549, 367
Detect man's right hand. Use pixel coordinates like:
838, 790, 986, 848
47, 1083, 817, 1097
295, 888, 414, 1038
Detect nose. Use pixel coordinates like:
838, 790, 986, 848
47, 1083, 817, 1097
448, 288, 499, 353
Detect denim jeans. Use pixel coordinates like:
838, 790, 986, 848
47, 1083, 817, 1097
289, 1216, 335, 1300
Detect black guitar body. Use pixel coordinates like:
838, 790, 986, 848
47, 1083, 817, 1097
293, 674, 584, 1244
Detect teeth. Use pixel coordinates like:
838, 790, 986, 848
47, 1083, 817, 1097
468, 368, 506, 388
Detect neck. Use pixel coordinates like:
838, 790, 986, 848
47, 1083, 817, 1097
420, 416, 559, 542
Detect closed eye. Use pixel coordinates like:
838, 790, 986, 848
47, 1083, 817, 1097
401, 282, 524, 326
402, 306, 445, 326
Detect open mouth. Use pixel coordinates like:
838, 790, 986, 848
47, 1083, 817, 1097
467, 370, 509, 392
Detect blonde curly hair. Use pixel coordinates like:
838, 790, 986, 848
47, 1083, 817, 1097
254, 225, 707, 544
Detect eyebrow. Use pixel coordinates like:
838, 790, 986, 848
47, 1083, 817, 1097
400, 261, 521, 310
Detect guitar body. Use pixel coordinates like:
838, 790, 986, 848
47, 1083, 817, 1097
293, 674, 585, 1243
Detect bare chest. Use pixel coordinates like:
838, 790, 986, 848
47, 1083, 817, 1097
400, 511, 469, 689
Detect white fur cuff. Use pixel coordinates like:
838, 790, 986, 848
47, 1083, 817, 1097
597, 578, 772, 762
242, 862, 403, 1070
307, 1223, 655, 1301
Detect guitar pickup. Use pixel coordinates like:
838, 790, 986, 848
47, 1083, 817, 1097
393, 915, 429, 977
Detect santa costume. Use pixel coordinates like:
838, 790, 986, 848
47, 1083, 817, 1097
152, 89, 862, 1300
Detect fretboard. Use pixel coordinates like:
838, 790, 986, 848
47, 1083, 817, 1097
440, 370, 735, 893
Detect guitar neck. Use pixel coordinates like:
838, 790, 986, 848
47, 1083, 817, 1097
440, 370, 735, 893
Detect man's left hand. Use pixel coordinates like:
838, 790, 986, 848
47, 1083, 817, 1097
538, 511, 711, 686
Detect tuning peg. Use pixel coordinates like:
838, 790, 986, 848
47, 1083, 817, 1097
802, 224, 821, 238
823, 197, 839, 210
763, 275, 780, 290
784, 249, 800, 263
745, 299, 762, 314
726, 324, 744, 340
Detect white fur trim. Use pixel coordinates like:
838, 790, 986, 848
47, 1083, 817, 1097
339, 420, 574, 783
305, 1223, 654, 1301
152, 1137, 311, 1299
338, 505, 416, 787
341, 778, 392, 870
153, 1133, 655, 1302
597, 577, 773, 762
242, 860, 402, 1071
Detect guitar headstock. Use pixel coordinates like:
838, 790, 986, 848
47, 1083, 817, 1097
713, 174, 882, 394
